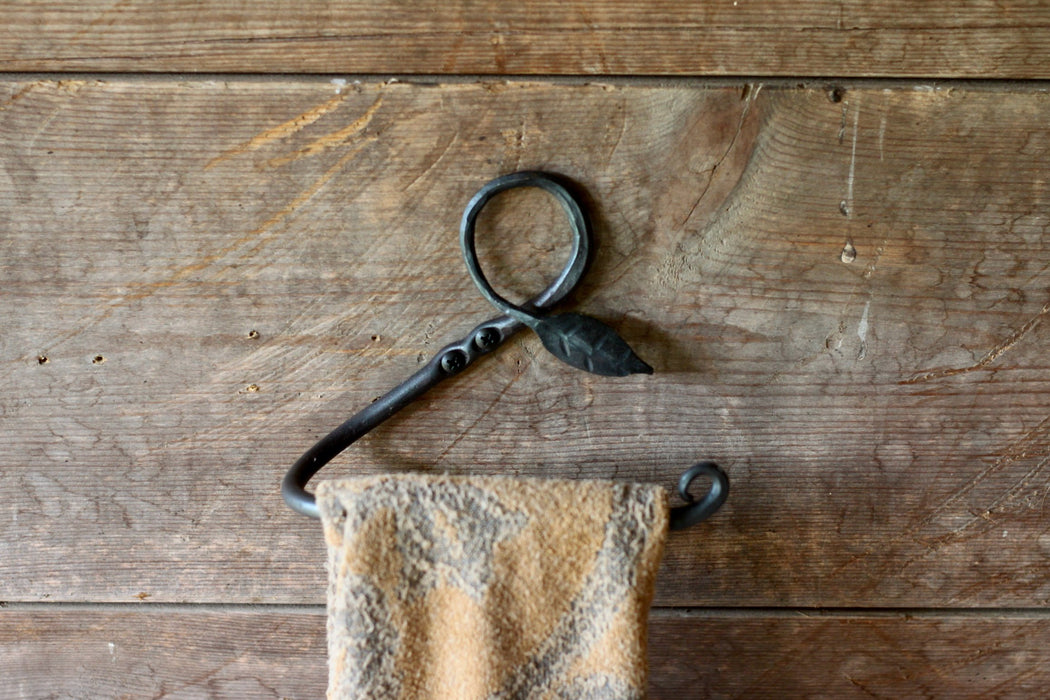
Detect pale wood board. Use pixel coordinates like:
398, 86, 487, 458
3, 79, 1050, 608
4, 608, 1050, 699
2, 1, 1050, 78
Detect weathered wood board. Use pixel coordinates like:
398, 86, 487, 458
5, 608, 1050, 699
2, 1, 1050, 78
3, 79, 1050, 610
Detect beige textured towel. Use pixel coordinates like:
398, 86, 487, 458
316, 474, 669, 700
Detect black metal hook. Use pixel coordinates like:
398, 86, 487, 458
282, 171, 728, 530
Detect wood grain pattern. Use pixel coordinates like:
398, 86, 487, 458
1, 608, 328, 699
5, 608, 1050, 699
3, 79, 1050, 609
649, 611, 1050, 698
2, 1, 1050, 78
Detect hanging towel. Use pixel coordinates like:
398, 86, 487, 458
316, 473, 669, 700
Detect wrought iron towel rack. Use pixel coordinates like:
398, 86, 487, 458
282, 171, 728, 530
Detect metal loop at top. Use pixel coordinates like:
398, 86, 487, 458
460, 171, 590, 324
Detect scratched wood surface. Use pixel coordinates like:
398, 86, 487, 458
4, 78, 1050, 612
3, 1, 1050, 78
5, 608, 1050, 698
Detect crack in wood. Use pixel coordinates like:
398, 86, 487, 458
901, 300, 1050, 384
676, 83, 761, 231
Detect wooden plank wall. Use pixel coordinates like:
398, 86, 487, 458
3, 4, 1050, 699
3, 1, 1050, 77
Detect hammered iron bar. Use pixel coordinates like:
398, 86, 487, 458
282, 171, 728, 530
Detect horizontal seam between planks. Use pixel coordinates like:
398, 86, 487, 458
0, 601, 326, 614
4, 602, 1050, 619
0, 73, 1049, 91
651, 606, 1050, 620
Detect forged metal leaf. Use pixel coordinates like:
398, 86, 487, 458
533, 312, 654, 377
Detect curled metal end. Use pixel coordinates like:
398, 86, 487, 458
669, 461, 729, 531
